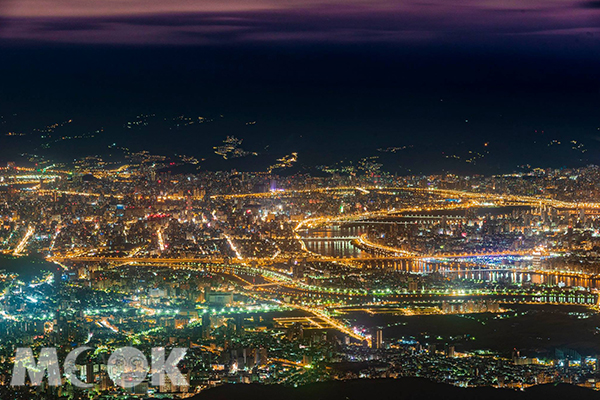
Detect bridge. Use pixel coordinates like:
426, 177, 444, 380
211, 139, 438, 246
48, 250, 540, 266
46, 253, 599, 342
210, 185, 600, 211
256, 284, 600, 306
345, 215, 466, 225
299, 236, 359, 240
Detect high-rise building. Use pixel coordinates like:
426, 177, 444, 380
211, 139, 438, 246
532, 253, 541, 269
374, 329, 383, 349
287, 322, 304, 341
201, 313, 211, 339
408, 279, 418, 292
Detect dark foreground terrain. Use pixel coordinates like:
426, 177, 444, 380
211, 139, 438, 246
192, 378, 599, 400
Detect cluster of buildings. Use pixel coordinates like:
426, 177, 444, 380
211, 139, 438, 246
0, 161, 600, 398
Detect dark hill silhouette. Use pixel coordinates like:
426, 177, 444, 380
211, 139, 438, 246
190, 378, 599, 400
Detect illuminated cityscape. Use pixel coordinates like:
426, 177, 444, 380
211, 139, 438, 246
1, 0, 600, 399
0, 163, 600, 398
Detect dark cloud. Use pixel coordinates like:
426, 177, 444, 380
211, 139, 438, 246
1, 3, 600, 46
34, 20, 106, 32
0, 0, 15, 33
1, 10, 583, 34
579, 0, 600, 8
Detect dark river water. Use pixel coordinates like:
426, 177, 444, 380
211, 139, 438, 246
300, 221, 600, 289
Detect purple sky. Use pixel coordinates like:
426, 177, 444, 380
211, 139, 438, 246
0, 0, 599, 45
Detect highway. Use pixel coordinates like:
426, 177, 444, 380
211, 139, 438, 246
48, 249, 544, 265
30, 184, 600, 342
13, 226, 35, 256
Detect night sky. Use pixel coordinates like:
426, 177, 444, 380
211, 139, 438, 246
0, 0, 599, 174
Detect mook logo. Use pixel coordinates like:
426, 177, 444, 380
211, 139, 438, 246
10, 346, 188, 388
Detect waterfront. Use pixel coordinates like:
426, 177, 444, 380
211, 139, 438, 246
343, 304, 600, 358
300, 224, 600, 289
